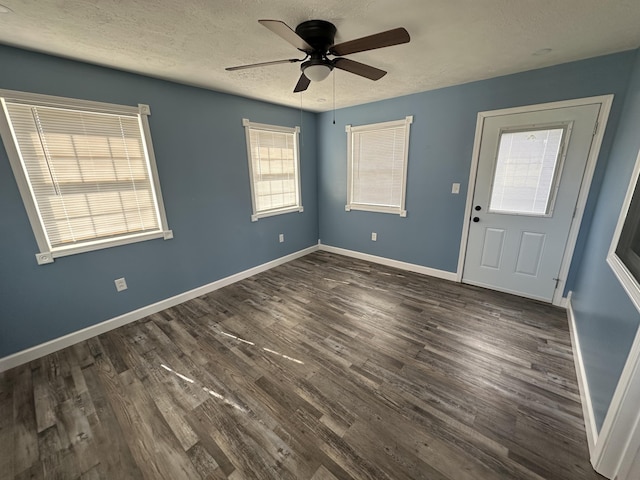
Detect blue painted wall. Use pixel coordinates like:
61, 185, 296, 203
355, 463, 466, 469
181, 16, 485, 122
0, 45, 318, 358
570, 48, 640, 431
317, 53, 635, 279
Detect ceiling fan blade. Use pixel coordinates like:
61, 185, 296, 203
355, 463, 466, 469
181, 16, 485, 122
294, 74, 311, 93
226, 58, 302, 71
329, 27, 410, 56
333, 58, 387, 80
259, 20, 313, 52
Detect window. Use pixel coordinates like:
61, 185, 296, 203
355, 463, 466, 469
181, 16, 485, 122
0, 90, 171, 265
243, 118, 303, 221
489, 126, 568, 216
346, 116, 412, 216
609, 147, 640, 312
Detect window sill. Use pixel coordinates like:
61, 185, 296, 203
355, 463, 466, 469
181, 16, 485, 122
36, 229, 173, 265
345, 204, 407, 217
251, 206, 304, 222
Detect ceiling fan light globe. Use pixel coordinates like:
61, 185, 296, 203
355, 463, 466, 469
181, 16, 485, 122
304, 64, 332, 82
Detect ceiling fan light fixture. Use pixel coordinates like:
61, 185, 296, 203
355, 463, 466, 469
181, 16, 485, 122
303, 63, 332, 82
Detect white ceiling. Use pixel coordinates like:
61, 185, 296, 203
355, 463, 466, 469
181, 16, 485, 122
0, 0, 639, 112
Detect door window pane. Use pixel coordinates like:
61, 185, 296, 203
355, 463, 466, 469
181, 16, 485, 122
489, 128, 564, 215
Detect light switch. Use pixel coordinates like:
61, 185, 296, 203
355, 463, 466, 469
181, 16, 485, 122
452, 183, 460, 194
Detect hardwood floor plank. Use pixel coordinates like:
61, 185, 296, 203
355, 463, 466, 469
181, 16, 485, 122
37, 424, 65, 477
105, 329, 203, 451
0, 372, 15, 480
31, 361, 56, 434
79, 464, 105, 480
294, 407, 394, 480
342, 419, 452, 480
93, 353, 199, 480
310, 465, 340, 480
12, 364, 39, 475
118, 367, 202, 479
13, 463, 44, 480
254, 375, 323, 421
153, 317, 212, 367
81, 365, 143, 480
185, 411, 236, 477
97, 333, 130, 375
185, 441, 228, 480
69, 342, 95, 370
188, 400, 294, 480
56, 396, 99, 475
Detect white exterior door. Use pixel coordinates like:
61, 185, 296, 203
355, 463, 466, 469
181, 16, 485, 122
462, 103, 601, 302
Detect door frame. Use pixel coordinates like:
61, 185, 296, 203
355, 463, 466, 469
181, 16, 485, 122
456, 95, 614, 306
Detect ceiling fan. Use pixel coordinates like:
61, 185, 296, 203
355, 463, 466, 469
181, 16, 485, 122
226, 19, 410, 93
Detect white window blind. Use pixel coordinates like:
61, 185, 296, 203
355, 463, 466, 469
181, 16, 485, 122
0, 90, 171, 264
489, 128, 565, 216
243, 119, 302, 221
346, 116, 412, 216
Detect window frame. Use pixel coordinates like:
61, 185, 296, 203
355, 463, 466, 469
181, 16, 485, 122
0, 89, 172, 265
345, 116, 413, 217
243, 118, 303, 222
608, 146, 640, 313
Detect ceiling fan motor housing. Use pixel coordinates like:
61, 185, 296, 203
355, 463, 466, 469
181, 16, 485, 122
295, 20, 337, 52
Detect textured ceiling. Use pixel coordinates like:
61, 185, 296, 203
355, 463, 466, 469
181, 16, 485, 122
0, 0, 639, 112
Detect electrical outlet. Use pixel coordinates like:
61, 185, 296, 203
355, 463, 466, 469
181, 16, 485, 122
371, 232, 377, 241
279, 233, 285, 243
452, 183, 460, 194
114, 277, 128, 292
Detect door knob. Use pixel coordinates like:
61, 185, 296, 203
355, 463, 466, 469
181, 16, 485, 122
475, 205, 482, 211
473, 217, 480, 222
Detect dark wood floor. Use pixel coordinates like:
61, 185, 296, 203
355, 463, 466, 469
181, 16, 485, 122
0, 251, 602, 479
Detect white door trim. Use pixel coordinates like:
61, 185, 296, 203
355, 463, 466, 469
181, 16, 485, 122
456, 95, 614, 306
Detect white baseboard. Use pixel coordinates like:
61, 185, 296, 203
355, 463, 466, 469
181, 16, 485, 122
317, 242, 457, 282
567, 293, 599, 456
0, 245, 319, 373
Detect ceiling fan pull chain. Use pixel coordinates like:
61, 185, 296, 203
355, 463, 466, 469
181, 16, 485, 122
300, 92, 304, 147
333, 69, 336, 125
